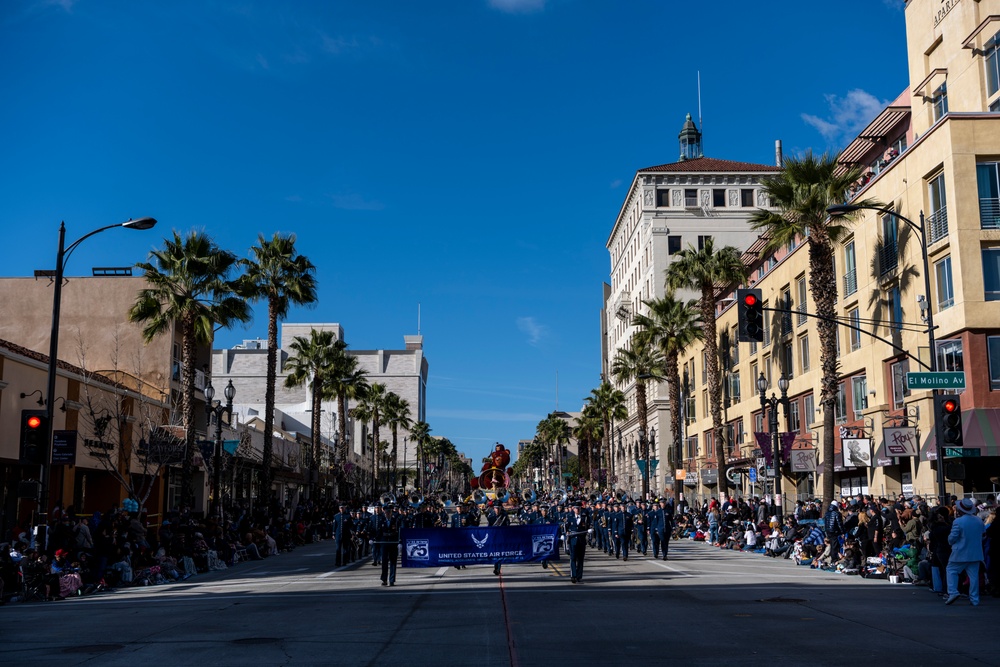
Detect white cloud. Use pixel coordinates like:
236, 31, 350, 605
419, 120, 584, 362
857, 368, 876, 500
610, 179, 623, 189
488, 0, 547, 14
41, 0, 78, 11
320, 33, 361, 55
801, 89, 890, 147
284, 194, 302, 203
516, 316, 548, 346
328, 193, 385, 211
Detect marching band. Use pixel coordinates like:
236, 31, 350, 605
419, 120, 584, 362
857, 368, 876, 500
330, 489, 675, 587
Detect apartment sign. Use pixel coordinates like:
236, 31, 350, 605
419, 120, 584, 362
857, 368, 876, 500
934, 0, 960, 27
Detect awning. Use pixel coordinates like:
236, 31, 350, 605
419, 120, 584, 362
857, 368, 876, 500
920, 408, 1000, 461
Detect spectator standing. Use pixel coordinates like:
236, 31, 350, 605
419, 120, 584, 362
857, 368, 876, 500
945, 498, 985, 606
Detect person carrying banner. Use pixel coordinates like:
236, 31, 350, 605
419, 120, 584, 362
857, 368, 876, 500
488, 501, 511, 575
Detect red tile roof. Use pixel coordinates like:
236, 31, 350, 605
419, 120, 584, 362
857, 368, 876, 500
638, 156, 781, 173
0, 338, 125, 391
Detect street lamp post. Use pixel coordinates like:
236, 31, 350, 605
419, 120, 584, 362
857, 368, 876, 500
757, 372, 790, 520
827, 204, 944, 507
205, 379, 235, 522
38, 217, 156, 548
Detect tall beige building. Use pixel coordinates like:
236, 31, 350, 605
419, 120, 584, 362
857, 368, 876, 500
675, 0, 1000, 506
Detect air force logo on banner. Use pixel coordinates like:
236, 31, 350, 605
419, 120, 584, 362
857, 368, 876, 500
471, 533, 489, 549
406, 540, 429, 561
532, 534, 555, 556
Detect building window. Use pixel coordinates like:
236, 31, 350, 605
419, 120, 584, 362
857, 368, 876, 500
983, 248, 1000, 301
796, 276, 808, 326
978, 162, 1000, 229
937, 339, 964, 372
780, 287, 792, 336
892, 359, 910, 409
686, 435, 698, 459
698, 235, 711, 251
779, 343, 793, 380
931, 82, 948, 122
887, 286, 903, 332
928, 173, 949, 242
880, 212, 898, 275
730, 325, 740, 365
844, 241, 857, 296
851, 376, 868, 421
705, 430, 715, 459
685, 189, 698, 207
730, 371, 741, 404
989, 336, 1000, 391
834, 383, 848, 425
701, 350, 708, 386
935, 256, 954, 310
762, 301, 771, 347
741, 189, 755, 207
799, 335, 810, 373
789, 400, 801, 433
749, 361, 758, 390
702, 389, 709, 418
713, 189, 726, 207
804, 393, 815, 428
754, 412, 764, 434
986, 30, 1000, 97
657, 189, 670, 207
668, 235, 682, 255
849, 308, 861, 351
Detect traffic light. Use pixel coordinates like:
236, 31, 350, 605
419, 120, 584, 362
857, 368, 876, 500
737, 288, 764, 342
937, 394, 963, 451
20, 409, 47, 465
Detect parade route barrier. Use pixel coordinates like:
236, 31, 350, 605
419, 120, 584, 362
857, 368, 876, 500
400, 525, 560, 568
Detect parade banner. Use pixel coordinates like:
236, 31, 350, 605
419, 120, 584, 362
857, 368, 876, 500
400, 525, 560, 568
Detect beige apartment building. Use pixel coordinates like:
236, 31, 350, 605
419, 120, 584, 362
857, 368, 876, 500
602, 116, 780, 498
676, 0, 1000, 507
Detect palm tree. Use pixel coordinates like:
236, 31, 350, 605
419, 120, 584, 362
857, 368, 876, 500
586, 381, 628, 487
129, 230, 250, 509
327, 340, 368, 466
351, 382, 389, 497
383, 392, 412, 490
283, 329, 336, 497
409, 420, 432, 491
749, 150, 878, 506
632, 294, 703, 492
611, 334, 667, 499
237, 232, 317, 506
573, 405, 604, 485
666, 236, 747, 502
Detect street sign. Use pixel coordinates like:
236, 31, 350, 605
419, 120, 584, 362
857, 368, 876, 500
748, 468, 757, 483
943, 447, 980, 458
906, 371, 966, 390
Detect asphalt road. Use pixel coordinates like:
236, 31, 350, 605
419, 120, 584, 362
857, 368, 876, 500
1, 539, 996, 666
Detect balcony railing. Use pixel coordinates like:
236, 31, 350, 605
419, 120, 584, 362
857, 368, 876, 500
844, 270, 858, 297
928, 206, 948, 243
981, 198, 1000, 229
879, 242, 898, 276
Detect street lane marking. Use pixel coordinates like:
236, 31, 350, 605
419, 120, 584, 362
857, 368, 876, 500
646, 560, 694, 577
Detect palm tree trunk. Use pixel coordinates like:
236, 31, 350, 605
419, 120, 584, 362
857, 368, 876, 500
637, 380, 649, 499
702, 284, 727, 503
181, 315, 197, 510
391, 426, 399, 490
810, 236, 839, 507
310, 373, 322, 498
667, 351, 682, 500
261, 299, 278, 509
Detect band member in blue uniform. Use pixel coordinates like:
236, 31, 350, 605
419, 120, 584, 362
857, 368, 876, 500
333, 505, 353, 567
377, 504, 402, 587
487, 501, 511, 575
565, 503, 590, 583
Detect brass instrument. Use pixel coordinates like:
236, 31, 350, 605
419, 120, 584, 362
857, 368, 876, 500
409, 492, 424, 508
379, 492, 397, 507
472, 489, 489, 505
521, 488, 537, 503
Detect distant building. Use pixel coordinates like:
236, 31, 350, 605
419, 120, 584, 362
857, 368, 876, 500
601, 117, 780, 497
211, 323, 428, 499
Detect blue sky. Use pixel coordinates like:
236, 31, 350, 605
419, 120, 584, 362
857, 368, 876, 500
0, 0, 909, 464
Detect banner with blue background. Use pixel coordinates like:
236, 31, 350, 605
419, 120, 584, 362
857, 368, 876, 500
401, 525, 560, 568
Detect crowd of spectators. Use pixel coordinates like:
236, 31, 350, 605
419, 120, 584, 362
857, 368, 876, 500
673, 492, 998, 601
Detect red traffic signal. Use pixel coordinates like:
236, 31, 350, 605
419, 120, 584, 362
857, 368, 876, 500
941, 398, 959, 414
736, 288, 763, 343
936, 394, 963, 451
26, 415, 42, 430
20, 409, 47, 465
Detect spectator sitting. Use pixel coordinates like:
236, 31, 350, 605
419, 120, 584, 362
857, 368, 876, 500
835, 538, 862, 573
